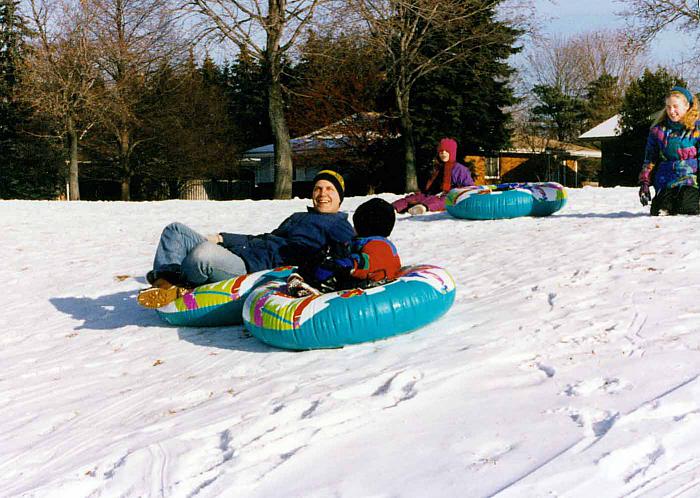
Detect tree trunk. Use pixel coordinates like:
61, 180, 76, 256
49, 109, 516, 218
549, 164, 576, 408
265, 1, 293, 200
268, 69, 293, 199
397, 90, 418, 193
67, 116, 80, 200
118, 128, 131, 201
120, 177, 130, 200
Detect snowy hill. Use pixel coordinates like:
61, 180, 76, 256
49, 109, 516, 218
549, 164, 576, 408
2, 187, 700, 497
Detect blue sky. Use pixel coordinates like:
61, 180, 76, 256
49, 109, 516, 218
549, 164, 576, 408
537, 0, 628, 31
532, 0, 696, 67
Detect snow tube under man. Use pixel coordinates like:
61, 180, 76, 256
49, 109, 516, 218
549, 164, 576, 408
242, 265, 456, 350
154, 267, 293, 327
445, 182, 567, 220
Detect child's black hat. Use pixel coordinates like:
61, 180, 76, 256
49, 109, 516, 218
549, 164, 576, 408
353, 198, 395, 237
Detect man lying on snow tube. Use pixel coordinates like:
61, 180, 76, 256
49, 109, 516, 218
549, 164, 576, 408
137, 170, 353, 309
150, 197, 399, 328
445, 182, 567, 220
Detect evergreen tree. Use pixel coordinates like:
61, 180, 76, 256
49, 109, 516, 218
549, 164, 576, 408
0, 0, 21, 138
602, 68, 684, 186
0, 0, 63, 199
584, 73, 623, 128
354, 0, 523, 192
0, 0, 23, 185
410, 10, 520, 180
531, 84, 587, 143
223, 50, 272, 150
129, 54, 239, 199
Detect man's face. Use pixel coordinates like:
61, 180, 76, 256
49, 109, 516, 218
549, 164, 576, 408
312, 179, 341, 213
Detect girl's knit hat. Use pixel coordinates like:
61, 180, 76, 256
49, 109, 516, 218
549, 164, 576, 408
437, 138, 457, 162
670, 86, 694, 106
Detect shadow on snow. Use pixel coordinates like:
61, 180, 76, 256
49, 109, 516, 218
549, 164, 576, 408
397, 211, 648, 221
49, 288, 277, 353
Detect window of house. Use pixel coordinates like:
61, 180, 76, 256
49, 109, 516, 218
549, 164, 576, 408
485, 156, 500, 179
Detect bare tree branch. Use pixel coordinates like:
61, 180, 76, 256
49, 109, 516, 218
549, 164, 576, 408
617, 0, 700, 49
522, 29, 646, 98
20, 0, 102, 199
184, 0, 326, 198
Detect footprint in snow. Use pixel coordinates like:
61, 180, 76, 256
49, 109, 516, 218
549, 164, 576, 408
566, 407, 619, 438
596, 436, 665, 484
561, 377, 630, 397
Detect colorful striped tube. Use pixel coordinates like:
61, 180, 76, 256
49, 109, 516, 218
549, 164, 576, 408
242, 265, 456, 350
154, 267, 293, 327
445, 182, 567, 220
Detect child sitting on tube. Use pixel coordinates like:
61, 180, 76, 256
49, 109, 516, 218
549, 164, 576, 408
287, 198, 402, 296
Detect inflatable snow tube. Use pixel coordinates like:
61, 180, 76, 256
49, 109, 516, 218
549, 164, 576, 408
445, 182, 567, 220
242, 265, 456, 350
155, 267, 293, 327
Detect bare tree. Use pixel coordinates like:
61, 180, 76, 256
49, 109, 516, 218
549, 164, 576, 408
618, 0, 700, 46
20, 0, 99, 200
86, 0, 185, 200
187, 0, 323, 199
618, 0, 700, 88
523, 29, 646, 99
347, 0, 530, 192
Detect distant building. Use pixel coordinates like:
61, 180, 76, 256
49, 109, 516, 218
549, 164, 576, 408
578, 115, 625, 186
465, 133, 602, 187
579, 115, 621, 141
241, 112, 391, 196
243, 118, 603, 193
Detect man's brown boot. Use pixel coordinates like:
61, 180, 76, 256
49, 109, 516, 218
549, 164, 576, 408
137, 279, 188, 309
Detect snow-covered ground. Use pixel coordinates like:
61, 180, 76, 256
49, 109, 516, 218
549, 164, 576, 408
2, 187, 700, 497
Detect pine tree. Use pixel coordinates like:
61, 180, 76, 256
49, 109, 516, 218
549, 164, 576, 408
410, 4, 521, 183
584, 73, 623, 128
0, 0, 61, 199
530, 85, 587, 143
223, 50, 272, 149
0, 0, 23, 164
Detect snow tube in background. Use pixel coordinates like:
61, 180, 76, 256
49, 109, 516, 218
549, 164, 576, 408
445, 182, 567, 220
155, 267, 293, 327
242, 265, 456, 350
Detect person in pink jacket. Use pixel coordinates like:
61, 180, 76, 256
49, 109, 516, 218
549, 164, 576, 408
392, 137, 475, 215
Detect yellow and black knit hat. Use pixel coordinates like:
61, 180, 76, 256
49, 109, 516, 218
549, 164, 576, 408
313, 169, 345, 203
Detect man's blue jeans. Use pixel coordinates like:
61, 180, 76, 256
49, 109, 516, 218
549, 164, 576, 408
153, 222, 247, 285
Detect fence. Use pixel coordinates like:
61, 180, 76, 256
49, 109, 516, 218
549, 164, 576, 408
178, 180, 253, 200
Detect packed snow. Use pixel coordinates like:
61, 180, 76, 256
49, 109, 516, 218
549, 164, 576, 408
2, 186, 700, 497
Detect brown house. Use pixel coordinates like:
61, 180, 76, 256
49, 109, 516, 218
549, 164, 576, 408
464, 133, 601, 187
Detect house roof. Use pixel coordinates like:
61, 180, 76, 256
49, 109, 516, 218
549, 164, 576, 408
500, 133, 601, 158
244, 138, 346, 156
244, 118, 602, 159
243, 112, 388, 157
579, 114, 621, 140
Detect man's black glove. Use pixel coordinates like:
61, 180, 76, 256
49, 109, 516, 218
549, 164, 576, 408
297, 242, 353, 292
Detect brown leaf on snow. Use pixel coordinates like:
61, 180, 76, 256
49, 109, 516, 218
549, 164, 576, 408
114, 275, 130, 281
153, 359, 163, 366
